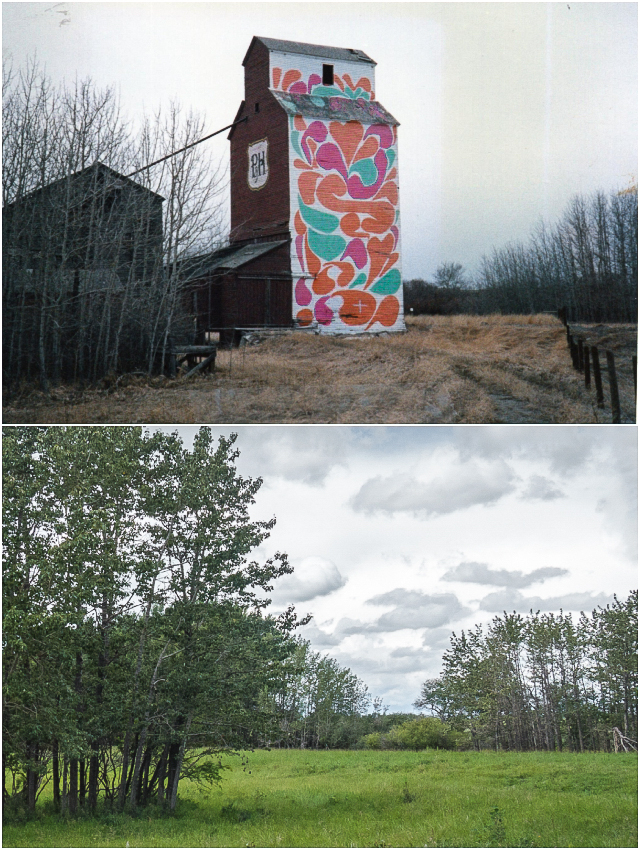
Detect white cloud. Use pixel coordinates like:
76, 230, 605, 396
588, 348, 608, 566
478, 588, 614, 614
298, 622, 343, 647
442, 561, 568, 587
159, 424, 636, 713
349, 459, 517, 518
520, 475, 565, 501
270, 556, 346, 603
364, 589, 470, 630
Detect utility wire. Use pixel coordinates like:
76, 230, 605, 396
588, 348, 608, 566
126, 116, 248, 178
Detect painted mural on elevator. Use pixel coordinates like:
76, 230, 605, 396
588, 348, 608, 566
288, 114, 402, 332
273, 64, 404, 333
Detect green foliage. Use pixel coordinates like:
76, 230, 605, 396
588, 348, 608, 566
388, 717, 456, 750
361, 716, 461, 751
2, 426, 301, 816
416, 596, 638, 752
362, 732, 383, 750
264, 639, 370, 749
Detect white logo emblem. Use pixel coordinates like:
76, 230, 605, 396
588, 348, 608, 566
248, 139, 269, 190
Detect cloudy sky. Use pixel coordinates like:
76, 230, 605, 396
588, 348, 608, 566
153, 425, 637, 713
3, 2, 636, 278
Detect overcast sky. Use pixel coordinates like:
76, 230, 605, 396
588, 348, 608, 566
3, 2, 637, 279
151, 425, 637, 713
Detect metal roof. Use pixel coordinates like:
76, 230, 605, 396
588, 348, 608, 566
245, 36, 376, 66
182, 240, 289, 282
272, 91, 398, 126
5, 161, 165, 207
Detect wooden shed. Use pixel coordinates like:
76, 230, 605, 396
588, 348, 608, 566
183, 239, 292, 346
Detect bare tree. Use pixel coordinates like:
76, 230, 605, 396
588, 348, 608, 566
131, 101, 227, 372
475, 186, 637, 321
433, 261, 468, 290
3, 59, 227, 392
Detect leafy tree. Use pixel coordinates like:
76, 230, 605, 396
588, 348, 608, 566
266, 640, 370, 749
2, 426, 303, 816
387, 717, 458, 750
415, 595, 638, 752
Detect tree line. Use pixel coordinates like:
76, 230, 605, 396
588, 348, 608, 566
415, 595, 638, 753
2, 59, 224, 391
405, 185, 637, 322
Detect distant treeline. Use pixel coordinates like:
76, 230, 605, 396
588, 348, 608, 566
405, 186, 638, 323
415, 592, 638, 753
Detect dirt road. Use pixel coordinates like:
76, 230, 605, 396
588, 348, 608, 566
3, 315, 636, 424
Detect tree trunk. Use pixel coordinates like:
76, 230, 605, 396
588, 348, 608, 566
169, 714, 193, 812
154, 745, 170, 805
79, 759, 86, 807
52, 740, 61, 811
88, 749, 99, 811
165, 741, 180, 805
61, 756, 69, 815
26, 742, 38, 813
123, 734, 138, 803
69, 757, 78, 814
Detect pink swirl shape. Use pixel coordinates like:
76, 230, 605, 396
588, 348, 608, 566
347, 149, 388, 200
289, 81, 307, 94
295, 277, 313, 307
364, 124, 393, 150
301, 122, 328, 162
316, 143, 349, 181
314, 296, 334, 326
341, 238, 367, 269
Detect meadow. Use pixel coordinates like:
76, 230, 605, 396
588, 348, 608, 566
4, 748, 637, 848
4, 315, 636, 424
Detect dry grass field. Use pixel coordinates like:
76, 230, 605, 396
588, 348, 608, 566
3, 315, 636, 424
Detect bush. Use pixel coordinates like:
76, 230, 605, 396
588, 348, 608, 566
386, 717, 458, 751
362, 732, 383, 750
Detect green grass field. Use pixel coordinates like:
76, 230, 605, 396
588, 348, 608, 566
4, 749, 637, 848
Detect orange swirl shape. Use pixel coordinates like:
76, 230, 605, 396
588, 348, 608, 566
281, 69, 302, 91
313, 262, 355, 294
315, 173, 396, 234
337, 291, 399, 328
365, 233, 399, 288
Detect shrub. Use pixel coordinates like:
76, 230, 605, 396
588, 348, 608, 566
362, 732, 383, 750
387, 717, 457, 751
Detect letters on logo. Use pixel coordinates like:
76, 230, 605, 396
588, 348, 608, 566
248, 139, 269, 190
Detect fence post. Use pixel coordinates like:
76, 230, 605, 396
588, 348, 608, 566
605, 350, 621, 424
577, 338, 584, 372
570, 336, 579, 370
584, 345, 591, 389
591, 346, 605, 409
